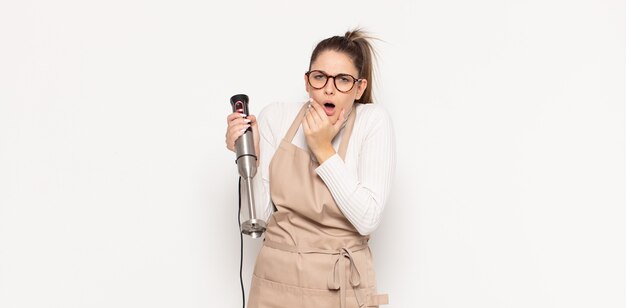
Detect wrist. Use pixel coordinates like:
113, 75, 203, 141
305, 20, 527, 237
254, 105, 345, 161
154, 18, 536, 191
314, 145, 336, 164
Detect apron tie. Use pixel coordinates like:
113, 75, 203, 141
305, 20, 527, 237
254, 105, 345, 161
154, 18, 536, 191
263, 240, 370, 307
327, 247, 365, 308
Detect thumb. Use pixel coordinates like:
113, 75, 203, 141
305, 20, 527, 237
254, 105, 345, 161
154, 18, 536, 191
247, 114, 257, 125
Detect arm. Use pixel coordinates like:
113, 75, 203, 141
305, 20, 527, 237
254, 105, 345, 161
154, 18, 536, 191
315, 106, 396, 235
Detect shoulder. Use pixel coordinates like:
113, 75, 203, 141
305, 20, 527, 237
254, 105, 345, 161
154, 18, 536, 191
258, 101, 307, 123
257, 101, 307, 134
259, 101, 304, 119
355, 102, 391, 116
354, 103, 394, 131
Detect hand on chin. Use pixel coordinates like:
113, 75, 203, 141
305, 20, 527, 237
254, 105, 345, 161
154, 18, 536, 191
302, 98, 346, 163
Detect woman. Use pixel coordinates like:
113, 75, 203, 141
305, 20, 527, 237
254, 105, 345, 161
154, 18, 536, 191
226, 28, 395, 308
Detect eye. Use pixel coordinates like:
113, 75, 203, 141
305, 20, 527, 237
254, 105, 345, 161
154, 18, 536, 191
311, 72, 326, 80
338, 75, 352, 83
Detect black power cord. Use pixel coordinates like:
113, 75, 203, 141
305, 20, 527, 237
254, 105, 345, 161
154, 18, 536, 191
237, 177, 245, 308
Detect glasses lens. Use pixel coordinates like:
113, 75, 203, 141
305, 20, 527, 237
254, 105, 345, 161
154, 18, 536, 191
308, 71, 327, 89
334, 74, 356, 92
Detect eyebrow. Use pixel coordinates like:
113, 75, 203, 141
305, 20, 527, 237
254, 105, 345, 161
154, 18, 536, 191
310, 70, 357, 77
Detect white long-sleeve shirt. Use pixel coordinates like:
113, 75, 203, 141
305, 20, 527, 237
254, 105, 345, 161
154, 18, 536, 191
252, 101, 396, 235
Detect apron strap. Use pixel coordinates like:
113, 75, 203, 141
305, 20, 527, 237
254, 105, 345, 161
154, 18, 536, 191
283, 103, 309, 142
337, 106, 356, 160
264, 240, 368, 255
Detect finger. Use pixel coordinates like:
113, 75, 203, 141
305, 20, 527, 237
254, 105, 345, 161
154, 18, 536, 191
239, 123, 252, 133
247, 114, 257, 125
304, 110, 316, 131
308, 100, 326, 124
302, 115, 310, 134
333, 108, 346, 130
227, 124, 250, 145
228, 117, 251, 129
229, 123, 251, 137
227, 112, 247, 123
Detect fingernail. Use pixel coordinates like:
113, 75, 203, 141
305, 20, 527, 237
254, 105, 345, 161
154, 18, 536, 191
239, 113, 247, 117
244, 119, 251, 123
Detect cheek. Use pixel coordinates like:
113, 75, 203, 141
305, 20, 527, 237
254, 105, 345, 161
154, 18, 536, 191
338, 99, 354, 111
309, 91, 324, 100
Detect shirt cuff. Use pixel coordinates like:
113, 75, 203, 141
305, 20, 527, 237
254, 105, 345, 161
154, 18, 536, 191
315, 153, 346, 187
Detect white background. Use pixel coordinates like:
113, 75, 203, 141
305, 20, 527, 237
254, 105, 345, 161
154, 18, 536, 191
1, 0, 625, 307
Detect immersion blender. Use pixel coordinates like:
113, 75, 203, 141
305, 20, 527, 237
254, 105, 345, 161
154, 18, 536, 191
230, 94, 266, 238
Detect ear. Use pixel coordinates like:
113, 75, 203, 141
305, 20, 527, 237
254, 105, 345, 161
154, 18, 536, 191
304, 73, 311, 93
355, 79, 368, 100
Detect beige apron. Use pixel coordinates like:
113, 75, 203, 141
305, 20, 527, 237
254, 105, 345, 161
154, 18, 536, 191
248, 104, 388, 308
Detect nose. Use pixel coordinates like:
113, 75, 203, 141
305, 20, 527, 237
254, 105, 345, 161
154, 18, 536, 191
324, 76, 336, 95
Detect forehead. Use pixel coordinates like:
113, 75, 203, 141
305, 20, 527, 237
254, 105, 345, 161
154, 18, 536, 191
310, 50, 358, 76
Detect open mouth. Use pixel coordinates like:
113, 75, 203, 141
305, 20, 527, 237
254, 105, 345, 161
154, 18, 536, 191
323, 102, 336, 115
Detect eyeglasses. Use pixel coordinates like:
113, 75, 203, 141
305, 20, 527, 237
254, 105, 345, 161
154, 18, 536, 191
305, 70, 362, 93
